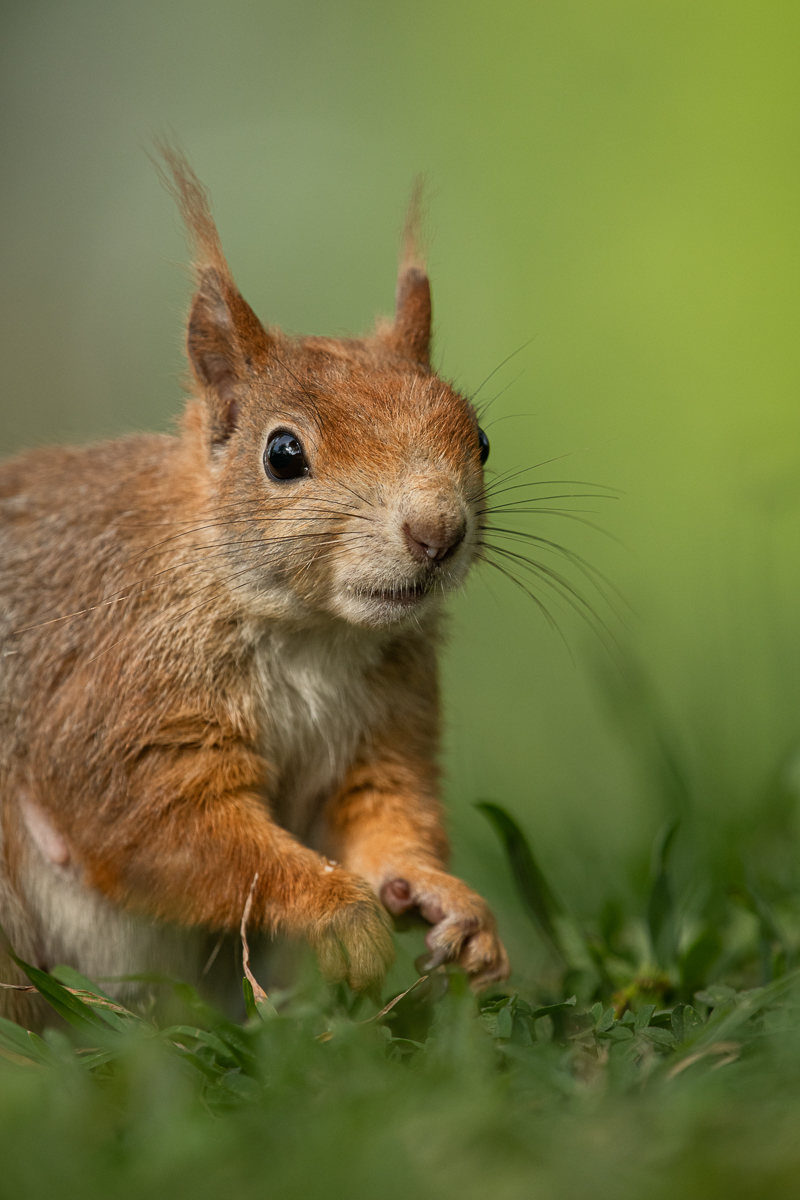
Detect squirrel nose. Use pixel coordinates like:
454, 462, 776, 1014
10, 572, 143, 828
403, 517, 466, 564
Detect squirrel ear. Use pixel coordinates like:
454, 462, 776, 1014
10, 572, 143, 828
378, 179, 432, 367
187, 268, 271, 442
391, 266, 431, 366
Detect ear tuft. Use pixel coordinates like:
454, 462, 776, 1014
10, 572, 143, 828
152, 136, 272, 443
150, 134, 228, 277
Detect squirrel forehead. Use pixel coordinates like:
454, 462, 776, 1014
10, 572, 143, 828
249, 339, 478, 448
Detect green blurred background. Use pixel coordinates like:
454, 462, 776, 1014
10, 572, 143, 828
2, 0, 800, 982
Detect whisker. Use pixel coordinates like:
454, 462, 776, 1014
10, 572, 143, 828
469, 336, 537, 405
116, 512, 372, 576
68, 494, 367, 530
486, 542, 602, 620
472, 370, 527, 420
478, 506, 619, 542
481, 527, 628, 615
153, 523, 376, 641
332, 479, 377, 510
10, 530, 375, 637
462, 457, 610, 508
483, 494, 615, 511
482, 483, 618, 506
83, 570, 264, 665
474, 550, 570, 652
484, 474, 618, 495
481, 409, 536, 430
480, 455, 573, 491
483, 542, 619, 654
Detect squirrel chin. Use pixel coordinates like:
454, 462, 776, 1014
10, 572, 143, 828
334, 584, 438, 628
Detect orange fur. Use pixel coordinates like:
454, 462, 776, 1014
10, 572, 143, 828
0, 147, 508, 1019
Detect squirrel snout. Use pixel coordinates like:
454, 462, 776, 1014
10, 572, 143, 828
402, 516, 466, 564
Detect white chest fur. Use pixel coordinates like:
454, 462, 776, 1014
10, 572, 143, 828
253, 624, 387, 843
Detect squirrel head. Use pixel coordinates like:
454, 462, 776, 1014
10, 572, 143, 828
156, 143, 490, 630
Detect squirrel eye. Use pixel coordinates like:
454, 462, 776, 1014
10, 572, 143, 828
478, 428, 490, 465
264, 431, 309, 481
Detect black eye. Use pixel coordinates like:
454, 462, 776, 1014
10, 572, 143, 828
264, 431, 309, 481
478, 428, 490, 465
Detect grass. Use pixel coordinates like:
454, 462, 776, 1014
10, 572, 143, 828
4, 717, 800, 1198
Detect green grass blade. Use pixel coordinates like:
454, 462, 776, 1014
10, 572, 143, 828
242, 977, 259, 1021
9, 952, 107, 1036
475, 801, 566, 960
647, 819, 680, 966
0, 1017, 57, 1067
50, 965, 116, 1002
160, 1025, 241, 1066
680, 928, 723, 996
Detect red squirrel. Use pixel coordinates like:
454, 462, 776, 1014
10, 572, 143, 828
0, 147, 509, 1024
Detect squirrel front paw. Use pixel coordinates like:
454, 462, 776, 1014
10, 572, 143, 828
309, 870, 395, 992
381, 869, 509, 989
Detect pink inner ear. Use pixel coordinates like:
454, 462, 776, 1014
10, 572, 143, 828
186, 268, 271, 442
20, 793, 70, 866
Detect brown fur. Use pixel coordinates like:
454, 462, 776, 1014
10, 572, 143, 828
0, 148, 508, 1023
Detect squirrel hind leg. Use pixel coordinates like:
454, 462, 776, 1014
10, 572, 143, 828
8, 792, 205, 1010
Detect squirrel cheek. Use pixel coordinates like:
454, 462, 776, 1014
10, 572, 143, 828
19, 794, 71, 866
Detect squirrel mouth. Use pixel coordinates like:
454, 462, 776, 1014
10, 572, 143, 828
360, 581, 432, 608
